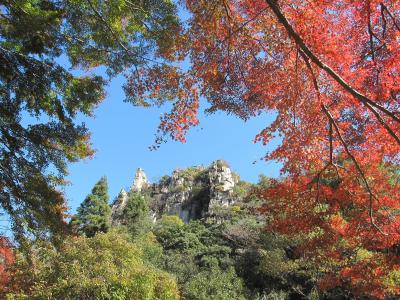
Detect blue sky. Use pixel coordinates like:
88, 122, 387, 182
0, 5, 282, 236
64, 74, 281, 213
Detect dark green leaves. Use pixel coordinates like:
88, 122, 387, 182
71, 176, 111, 237
0, 0, 180, 240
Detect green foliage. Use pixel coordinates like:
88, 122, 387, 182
159, 175, 171, 186
134, 232, 165, 268
183, 266, 246, 300
169, 184, 187, 193
254, 290, 289, 300
384, 270, 400, 295
232, 181, 253, 198
148, 180, 321, 299
153, 218, 247, 299
215, 160, 230, 168
258, 175, 273, 189
180, 167, 203, 180
0, 0, 180, 239
154, 215, 184, 235
6, 230, 180, 300
258, 248, 299, 277
122, 191, 152, 237
71, 177, 111, 237
216, 194, 320, 299
155, 219, 232, 266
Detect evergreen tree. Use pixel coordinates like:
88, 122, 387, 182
72, 177, 111, 237
122, 191, 151, 238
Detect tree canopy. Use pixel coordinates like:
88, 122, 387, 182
0, 0, 181, 240
6, 230, 180, 300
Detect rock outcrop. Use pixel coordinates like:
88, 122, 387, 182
111, 189, 128, 226
111, 168, 149, 224
131, 168, 149, 192
208, 160, 238, 211
111, 160, 240, 224
150, 166, 209, 223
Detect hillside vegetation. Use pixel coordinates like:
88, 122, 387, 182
5, 163, 398, 299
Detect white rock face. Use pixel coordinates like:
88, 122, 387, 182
163, 190, 193, 223
148, 167, 207, 223
209, 160, 235, 192
110, 161, 240, 225
208, 160, 237, 208
111, 189, 128, 226
151, 161, 238, 222
131, 168, 149, 192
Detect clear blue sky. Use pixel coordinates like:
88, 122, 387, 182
64, 74, 281, 213
0, 5, 281, 237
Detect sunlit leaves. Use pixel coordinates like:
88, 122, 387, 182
6, 231, 180, 299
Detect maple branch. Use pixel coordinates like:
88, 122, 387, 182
265, 0, 400, 128
299, 49, 341, 202
380, 3, 400, 32
298, 50, 319, 101
300, 49, 341, 174
299, 45, 389, 234
222, 0, 233, 20
321, 105, 388, 235
364, 102, 400, 144
329, 120, 333, 164
367, 2, 383, 91
293, 48, 300, 126
380, 4, 387, 37
190, 4, 270, 85
364, 5, 400, 143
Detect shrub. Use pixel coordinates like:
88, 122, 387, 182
6, 231, 180, 300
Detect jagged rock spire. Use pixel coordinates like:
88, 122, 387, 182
131, 168, 149, 192
208, 160, 238, 209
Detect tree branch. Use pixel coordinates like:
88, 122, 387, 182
380, 2, 400, 32
298, 42, 390, 235
265, 0, 400, 128
321, 104, 388, 235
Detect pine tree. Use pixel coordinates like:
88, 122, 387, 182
72, 177, 111, 237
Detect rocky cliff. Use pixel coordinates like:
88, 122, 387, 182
111, 160, 241, 224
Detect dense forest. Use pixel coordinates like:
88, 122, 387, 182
1, 0, 399, 299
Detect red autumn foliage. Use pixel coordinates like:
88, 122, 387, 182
0, 236, 13, 292
125, 0, 400, 297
